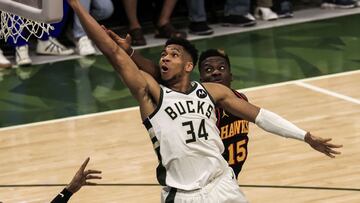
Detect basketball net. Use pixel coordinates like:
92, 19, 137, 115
0, 11, 54, 43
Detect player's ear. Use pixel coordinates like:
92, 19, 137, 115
185, 62, 194, 72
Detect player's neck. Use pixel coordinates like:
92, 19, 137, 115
168, 79, 193, 93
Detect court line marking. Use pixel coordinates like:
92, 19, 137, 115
0, 106, 139, 132
241, 69, 360, 92
0, 70, 359, 132
295, 82, 360, 105
0, 183, 359, 192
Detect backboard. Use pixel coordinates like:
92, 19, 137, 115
0, 0, 63, 23
0, 0, 63, 42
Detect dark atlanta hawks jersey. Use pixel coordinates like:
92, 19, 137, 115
216, 89, 249, 178
143, 81, 229, 191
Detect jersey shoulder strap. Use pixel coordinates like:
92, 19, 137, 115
232, 89, 248, 102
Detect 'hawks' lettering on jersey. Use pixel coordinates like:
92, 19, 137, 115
216, 89, 249, 178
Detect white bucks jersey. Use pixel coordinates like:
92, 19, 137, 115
143, 81, 229, 191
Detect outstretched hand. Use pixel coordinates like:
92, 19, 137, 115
66, 157, 102, 194
101, 25, 132, 54
304, 133, 342, 158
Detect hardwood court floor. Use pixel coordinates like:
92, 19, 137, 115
0, 71, 359, 203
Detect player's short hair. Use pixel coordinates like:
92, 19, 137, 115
165, 37, 198, 66
198, 49, 231, 71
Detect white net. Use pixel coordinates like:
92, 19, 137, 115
0, 11, 54, 43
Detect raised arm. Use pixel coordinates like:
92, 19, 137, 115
203, 82, 342, 158
68, 0, 160, 119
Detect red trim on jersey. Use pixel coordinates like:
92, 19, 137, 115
216, 108, 221, 127
232, 89, 248, 102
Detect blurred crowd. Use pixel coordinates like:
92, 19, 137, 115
0, 0, 359, 68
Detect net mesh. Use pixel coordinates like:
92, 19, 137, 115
0, 11, 53, 43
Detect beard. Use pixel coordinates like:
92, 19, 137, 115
161, 71, 184, 86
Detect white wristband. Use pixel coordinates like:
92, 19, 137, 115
255, 108, 306, 141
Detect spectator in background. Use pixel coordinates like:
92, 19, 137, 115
187, 0, 256, 36
73, 0, 114, 56
254, 0, 278, 21
121, 0, 187, 46
272, 0, 294, 18
186, 0, 214, 36
7, 0, 74, 66
0, 47, 11, 68
321, 0, 357, 9
51, 157, 102, 203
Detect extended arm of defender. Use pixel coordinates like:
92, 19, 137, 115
204, 83, 342, 158
102, 28, 161, 81
255, 110, 342, 158
67, 0, 156, 102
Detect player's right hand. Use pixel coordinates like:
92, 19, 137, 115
304, 132, 342, 158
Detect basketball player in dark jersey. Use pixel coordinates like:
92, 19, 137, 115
198, 49, 250, 178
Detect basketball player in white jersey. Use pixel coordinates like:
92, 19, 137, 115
68, 0, 342, 202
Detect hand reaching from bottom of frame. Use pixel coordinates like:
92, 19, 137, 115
66, 157, 102, 194
304, 132, 343, 158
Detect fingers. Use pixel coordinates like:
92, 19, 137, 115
83, 170, 102, 186
327, 148, 341, 155
309, 134, 332, 144
307, 133, 342, 158
101, 25, 119, 41
88, 169, 102, 173
319, 148, 333, 158
325, 152, 335, 158
101, 27, 131, 45
84, 173, 102, 185
101, 25, 112, 36
322, 139, 343, 150
326, 143, 343, 148
321, 138, 332, 143
86, 175, 102, 179
322, 147, 341, 158
313, 136, 343, 149
107, 29, 122, 40
125, 33, 132, 42
79, 157, 90, 172
84, 169, 102, 176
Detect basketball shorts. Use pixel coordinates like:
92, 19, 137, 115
161, 167, 248, 203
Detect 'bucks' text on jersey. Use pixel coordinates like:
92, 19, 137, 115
143, 81, 229, 191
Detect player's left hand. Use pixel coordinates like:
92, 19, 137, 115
304, 132, 342, 158
101, 25, 132, 55
66, 157, 102, 194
